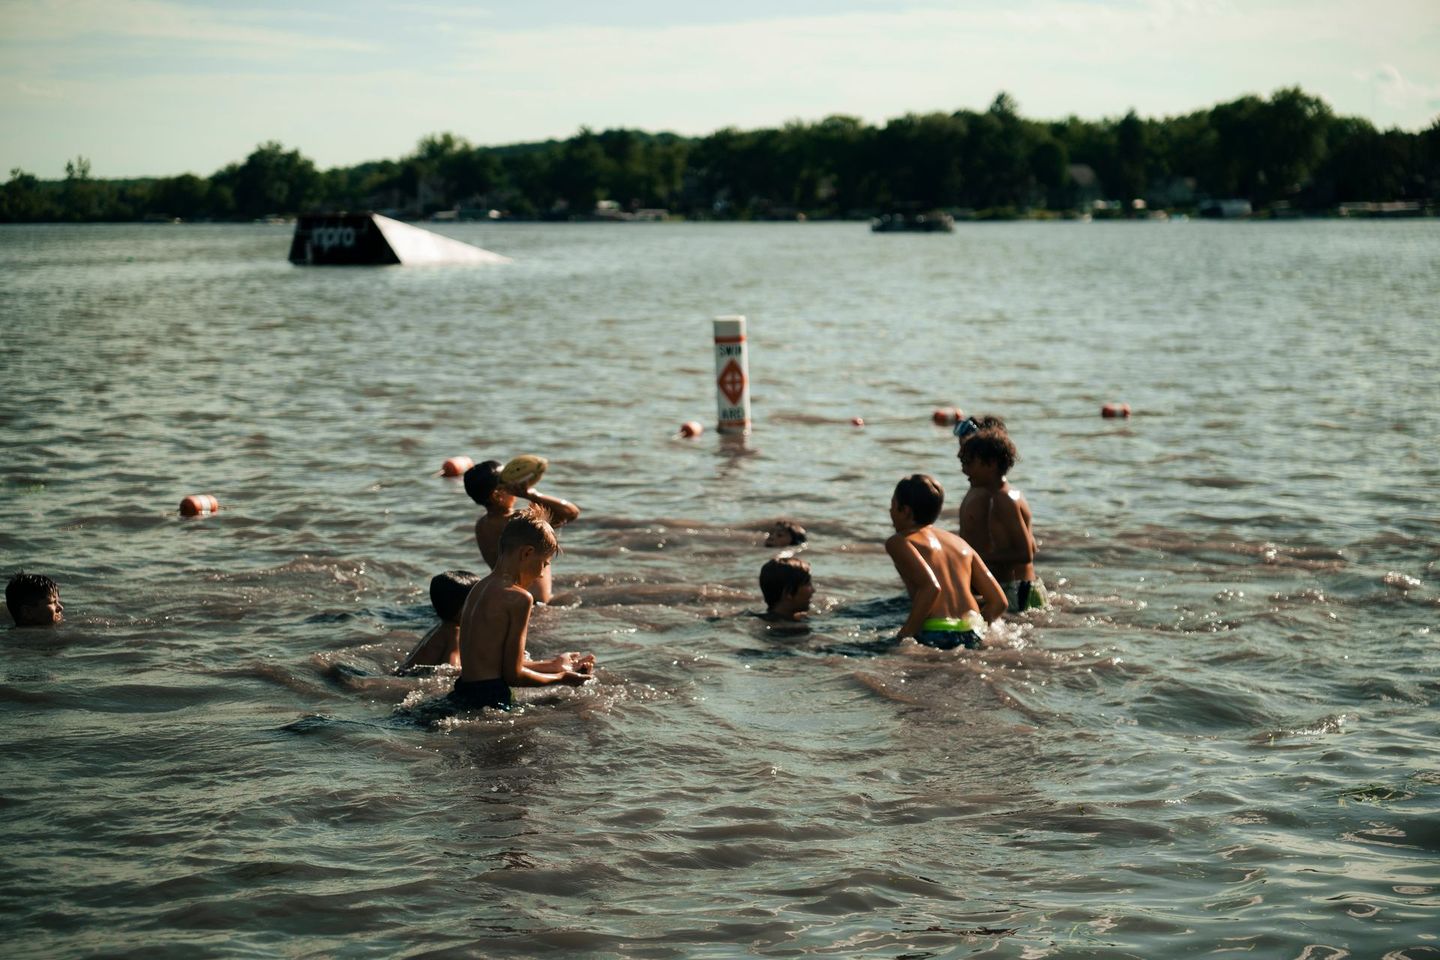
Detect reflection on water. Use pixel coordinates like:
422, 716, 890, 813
2, 221, 1438, 957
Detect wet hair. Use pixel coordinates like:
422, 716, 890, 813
893, 474, 944, 526
498, 505, 558, 558
768, 520, 807, 545
463, 460, 504, 506
6, 572, 58, 622
953, 413, 1006, 441
960, 428, 1018, 476
759, 556, 811, 609
429, 570, 481, 622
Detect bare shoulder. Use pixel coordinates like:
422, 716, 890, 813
933, 527, 972, 553
501, 583, 534, 611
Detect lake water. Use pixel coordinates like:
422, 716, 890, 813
1, 220, 1437, 958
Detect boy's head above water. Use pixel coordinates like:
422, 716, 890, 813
463, 460, 512, 511
959, 428, 1018, 482
498, 507, 559, 584
764, 519, 807, 548
6, 572, 63, 626
891, 474, 944, 528
429, 570, 481, 623
760, 556, 813, 619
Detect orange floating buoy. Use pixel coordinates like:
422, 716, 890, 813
441, 456, 474, 477
931, 407, 962, 426
679, 421, 704, 438
179, 494, 220, 517
1101, 403, 1132, 418
851, 417, 865, 427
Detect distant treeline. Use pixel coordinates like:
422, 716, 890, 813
4, 87, 1438, 223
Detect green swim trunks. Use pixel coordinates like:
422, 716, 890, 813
914, 611, 986, 650
1001, 578, 1048, 612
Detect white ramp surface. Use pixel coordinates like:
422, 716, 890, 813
373, 214, 512, 265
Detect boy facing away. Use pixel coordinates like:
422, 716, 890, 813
959, 428, 1048, 612
395, 570, 480, 674
453, 508, 594, 711
465, 460, 580, 604
6, 573, 64, 627
759, 556, 813, 622
886, 474, 1006, 649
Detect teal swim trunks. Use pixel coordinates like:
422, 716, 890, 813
1002, 578, 1047, 612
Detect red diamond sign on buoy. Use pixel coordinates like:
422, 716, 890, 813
713, 315, 751, 434
718, 359, 746, 406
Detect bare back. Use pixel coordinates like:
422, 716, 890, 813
457, 574, 532, 682
888, 522, 1007, 638
986, 482, 1037, 583
905, 526, 981, 618
958, 485, 993, 556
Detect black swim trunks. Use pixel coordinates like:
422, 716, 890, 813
914, 629, 983, 651
450, 677, 512, 711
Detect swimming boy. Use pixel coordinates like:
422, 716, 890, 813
395, 570, 481, 674
465, 459, 581, 604
759, 556, 813, 621
763, 519, 808, 548
960, 428, 1047, 612
5, 573, 64, 627
453, 508, 594, 711
886, 474, 1006, 648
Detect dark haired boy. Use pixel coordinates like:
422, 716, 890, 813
6, 573, 63, 627
960, 428, 1047, 611
395, 570, 481, 674
886, 474, 1006, 648
954, 414, 1008, 558
764, 519, 808, 549
759, 556, 813, 621
453, 508, 595, 711
464, 459, 580, 604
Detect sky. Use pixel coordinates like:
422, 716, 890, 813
2, 0, 1438, 179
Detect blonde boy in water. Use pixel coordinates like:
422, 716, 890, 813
886, 474, 1006, 649
464, 460, 580, 604
959, 428, 1048, 612
452, 508, 594, 711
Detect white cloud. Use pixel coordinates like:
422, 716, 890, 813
0, 0, 371, 54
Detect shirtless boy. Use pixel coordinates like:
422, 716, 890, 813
954, 414, 1007, 558
6, 573, 64, 627
886, 474, 1006, 648
960, 428, 1047, 612
759, 556, 813, 622
464, 460, 580, 604
452, 508, 594, 711
763, 520, 807, 549
395, 570, 480, 674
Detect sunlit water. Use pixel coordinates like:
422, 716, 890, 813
1, 220, 1437, 958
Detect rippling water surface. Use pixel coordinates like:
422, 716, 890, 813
2, 221, 1437, 958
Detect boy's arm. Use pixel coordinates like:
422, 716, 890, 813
986, 492, 1035, 572
515, 487, 581, 527
500, 593, 591, 687
396, 623, 447, 674
970, 552, 1008, 623
886, 535, 939, 638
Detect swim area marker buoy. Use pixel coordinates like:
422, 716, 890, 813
932, 407, 963, 426
1101, 403, 1132, 418
679, 421, 704, 438
441, 456, 474, 477
179, 494, 220, 517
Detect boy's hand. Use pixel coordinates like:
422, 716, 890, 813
559, 668, 592, 686
560, 651, 596, 672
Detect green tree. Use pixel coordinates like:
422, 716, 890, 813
1, 168, 55, 221
213, 141, 322, 219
